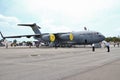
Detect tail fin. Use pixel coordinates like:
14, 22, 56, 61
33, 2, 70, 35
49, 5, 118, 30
18, 23, 41, 34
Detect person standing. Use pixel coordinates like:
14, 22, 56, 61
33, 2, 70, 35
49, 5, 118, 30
4, 39, 8, 48
117, 42, 119, 47
5, 42, 8, 48
92, 43, 95, 52
106, 42, 110, 52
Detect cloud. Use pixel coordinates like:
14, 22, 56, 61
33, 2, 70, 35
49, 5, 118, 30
0, 14, 33, 36
20, 0, 119, 33
116, 27, 120, 32
22, 0, 115, 21
39, 18, 84, 33
1, 0, 120, 37
0, 14, 35, 41
39, 18, 70, 33
0, 14, 20, 28
0, 14, 21, 37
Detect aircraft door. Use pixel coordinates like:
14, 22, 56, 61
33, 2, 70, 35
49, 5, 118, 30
85, 39, 87, 44
79, 34, 90, 44
81, 34, 92, 44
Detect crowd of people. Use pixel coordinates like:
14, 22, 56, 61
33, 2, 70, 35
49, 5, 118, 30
0, 39, 119, 52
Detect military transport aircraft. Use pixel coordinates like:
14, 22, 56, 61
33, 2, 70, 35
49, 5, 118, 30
0, 23, 105, 47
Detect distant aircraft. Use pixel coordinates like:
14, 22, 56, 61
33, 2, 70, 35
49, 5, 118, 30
0, 23, 105, 47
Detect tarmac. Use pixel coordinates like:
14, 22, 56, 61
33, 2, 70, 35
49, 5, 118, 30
0, 46, 120, 80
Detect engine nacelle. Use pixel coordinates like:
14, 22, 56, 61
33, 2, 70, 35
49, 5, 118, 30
59, 33, 74, 41
41, 34, 55, 42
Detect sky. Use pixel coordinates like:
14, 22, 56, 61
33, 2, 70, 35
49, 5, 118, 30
0, 0, 120, 41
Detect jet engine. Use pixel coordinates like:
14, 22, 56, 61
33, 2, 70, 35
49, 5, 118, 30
41, 34, 55, 42
59, 33, 74, 41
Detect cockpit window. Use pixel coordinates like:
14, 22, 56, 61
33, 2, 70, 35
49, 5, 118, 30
99, 35, 102, 37
93, 32, 99, 35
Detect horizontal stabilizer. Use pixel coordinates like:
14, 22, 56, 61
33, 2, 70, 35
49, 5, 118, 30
18, 23, 41, 29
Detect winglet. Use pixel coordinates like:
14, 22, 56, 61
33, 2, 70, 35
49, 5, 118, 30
0, 31, 5, 39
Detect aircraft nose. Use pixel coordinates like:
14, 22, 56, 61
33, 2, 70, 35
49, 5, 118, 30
99, 34, 105, 41
102, 35, 105, 40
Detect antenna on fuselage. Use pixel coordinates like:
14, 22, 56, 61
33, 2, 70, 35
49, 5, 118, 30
84, 26, 87, 31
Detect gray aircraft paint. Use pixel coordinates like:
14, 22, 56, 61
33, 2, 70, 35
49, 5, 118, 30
0, 23, 105, 46
71, 31, 105, 45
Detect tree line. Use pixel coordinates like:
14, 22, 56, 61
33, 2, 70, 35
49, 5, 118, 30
105, 37, 120, 42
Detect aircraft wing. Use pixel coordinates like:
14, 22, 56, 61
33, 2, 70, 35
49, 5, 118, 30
0, 31, 67, 39
0, 31, 74, 43
2, 34, 41, 38
0, 32, 48, 39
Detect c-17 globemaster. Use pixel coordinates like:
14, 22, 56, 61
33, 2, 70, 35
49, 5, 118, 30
0, 23, 105, 47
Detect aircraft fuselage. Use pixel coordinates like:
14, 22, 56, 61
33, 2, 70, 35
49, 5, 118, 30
71, 31, 105, 45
